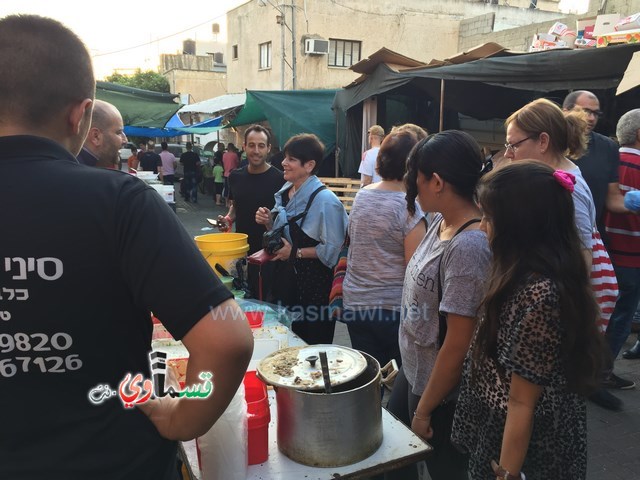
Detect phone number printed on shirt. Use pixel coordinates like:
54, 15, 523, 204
1, 355, 82, 377
0, 332, 82, 377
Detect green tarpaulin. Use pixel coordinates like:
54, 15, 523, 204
229, 89, 341, 163
95, 81, 183, 128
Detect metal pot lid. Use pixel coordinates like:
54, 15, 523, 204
256, 344, 367, 391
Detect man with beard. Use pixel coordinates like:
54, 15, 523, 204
217, 125, 285, 298
77, 100, 127, 169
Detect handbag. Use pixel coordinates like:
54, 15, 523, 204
328, 237, 349, 320
247, 249, 275, 266
591, 229, 618, 333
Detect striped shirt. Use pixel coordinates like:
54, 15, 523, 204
605, 148, 640, 268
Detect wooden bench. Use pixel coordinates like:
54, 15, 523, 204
318, 177, 360, 213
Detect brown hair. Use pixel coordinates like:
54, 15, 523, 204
505, 98, 588, 159
474, 160, 604, 395
0, 15, 95, 127
376, 130, 422, 181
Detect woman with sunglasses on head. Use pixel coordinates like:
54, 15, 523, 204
386, 131, 491, 480
452, 161, 605, 480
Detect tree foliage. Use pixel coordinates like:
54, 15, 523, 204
105, 69, 170, 93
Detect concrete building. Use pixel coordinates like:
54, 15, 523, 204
225, 0, 568, 92
160, 39, 228, 103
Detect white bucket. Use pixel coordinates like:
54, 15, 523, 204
150, 184, 175, 203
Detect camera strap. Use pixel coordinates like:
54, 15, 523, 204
287, 185, 326, 263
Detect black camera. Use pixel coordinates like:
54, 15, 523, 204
263, 228, 285, 254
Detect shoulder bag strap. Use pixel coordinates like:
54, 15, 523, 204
287, 185, 327, 263
437, 218, 481, 348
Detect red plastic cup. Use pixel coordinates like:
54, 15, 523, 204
244, 371, 270, 465
245, 311, 264, 329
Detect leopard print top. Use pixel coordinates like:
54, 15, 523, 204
451, 275, 587, 480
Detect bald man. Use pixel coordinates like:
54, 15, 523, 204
77, 99, 127, 169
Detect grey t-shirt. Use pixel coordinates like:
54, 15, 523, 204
400, 213, 491, 396
343, 189, 424, 310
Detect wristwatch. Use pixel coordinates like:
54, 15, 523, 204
296, 248, 303, 259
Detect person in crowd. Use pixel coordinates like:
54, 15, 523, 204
269, 146, 285, 171
359, 124, 384, 187
212, 155, 225, 205
605, 109, 640, 360
127, 146, 139, 171
504, 98, 635, 406
180, 142, 201, 203
563, 90, 628, 241
452, 161, 605, 480
386, 131, 491, 480
158, 141, 177, 185
256, 134, 348, 344
222, 142, 240, 206
136, 141, 147, 162
77, 99, 127, 169
342, 126, 427, 368
139, 140, 162, 174
217, 125, 285, 299
0, 15, 253, 479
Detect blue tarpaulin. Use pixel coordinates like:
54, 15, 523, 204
124, 114, 223, 137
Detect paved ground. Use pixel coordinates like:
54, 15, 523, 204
173, 186, 640, 480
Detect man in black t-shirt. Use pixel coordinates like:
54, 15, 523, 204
0, 16, 253, 480
139, 140, 162, 173
218, 125, 285, 298
180, 142, 201, 203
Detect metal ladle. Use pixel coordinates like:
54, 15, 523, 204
319, 351, 332, 394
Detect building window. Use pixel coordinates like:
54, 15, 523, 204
328, 39, 361, 67
232, 44, 238, 60
259, 42, 271, 69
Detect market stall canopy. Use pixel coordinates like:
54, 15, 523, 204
334, 43, 640, 121
95, 81, 182, 128
617, 50, 640, 95
178, 93, 247, 114
123, 114, 223, 137
333, 43, 640, 176
229, 89, 340, 156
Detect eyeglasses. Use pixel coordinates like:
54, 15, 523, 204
504, 136, 533, 153
580, 107, 604, 117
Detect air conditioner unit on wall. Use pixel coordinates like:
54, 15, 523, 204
305, 39, 329, 55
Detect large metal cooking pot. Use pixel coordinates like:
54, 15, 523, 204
257, 345, 382, 467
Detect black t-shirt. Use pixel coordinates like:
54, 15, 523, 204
575, 131, 620, 235
139, 151, 162, 173
228, 166, 286, 253
0, 136, 232, 479
180, 151, 200, 173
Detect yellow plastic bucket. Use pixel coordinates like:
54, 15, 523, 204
194, 233, 249, 280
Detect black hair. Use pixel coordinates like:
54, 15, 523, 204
161, 142, 168, 150
244, 125, 272, 145
405, 130, 484, 215
283, 133, 324, 174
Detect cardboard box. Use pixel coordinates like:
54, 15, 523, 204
593, 14, 622, 37
615, 13, 640, 32
596, 28, 640, 47
548, 22, 569, 36
577, 16, 597, 39
575, 37, 596, 48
